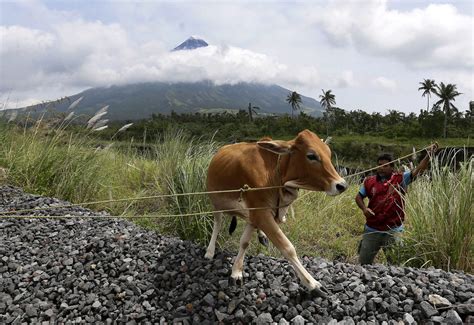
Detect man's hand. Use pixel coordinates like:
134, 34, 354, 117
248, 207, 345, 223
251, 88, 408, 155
363, 208, 375, 218
427, 142, 439, 156
412, 142, 439, 179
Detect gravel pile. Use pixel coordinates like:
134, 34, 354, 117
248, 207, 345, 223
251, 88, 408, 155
0, 185, 473, 324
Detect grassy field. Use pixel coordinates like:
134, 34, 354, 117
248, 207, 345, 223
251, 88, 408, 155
0, 122, 472, 272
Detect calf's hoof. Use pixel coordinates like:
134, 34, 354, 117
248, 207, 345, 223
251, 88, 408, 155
310, 286, 329, 299
258, 235, 269, 247
230, 276, 244, 287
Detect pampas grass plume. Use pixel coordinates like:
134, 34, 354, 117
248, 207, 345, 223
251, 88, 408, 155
93, 125, 108, 131
117, 123, 133, 133
7, 110, 18, 123
87, 106, 109, 129
64, 111, 75, 121
68, 97, 83, 110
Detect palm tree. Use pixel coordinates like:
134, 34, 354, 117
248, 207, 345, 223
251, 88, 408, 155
418, 79, 437, 111
320, 89, 336, 136
433, 82, 462, 138
247, 102, 260, 122
286, 91, 302, 117
319, 89, 336, 110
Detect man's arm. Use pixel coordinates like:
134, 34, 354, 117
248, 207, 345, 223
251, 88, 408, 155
355, 193, 375, 218
411, 143, 439, 179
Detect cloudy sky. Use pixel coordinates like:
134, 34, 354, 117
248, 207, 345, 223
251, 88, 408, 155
0, 0, 472, 114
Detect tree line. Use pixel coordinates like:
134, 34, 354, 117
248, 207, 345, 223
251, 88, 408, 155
92, 79, 469, 143
99, 105, 471, 144
286, 79, 468, 139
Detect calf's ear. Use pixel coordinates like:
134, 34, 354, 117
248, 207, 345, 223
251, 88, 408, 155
257, 140, 292, 155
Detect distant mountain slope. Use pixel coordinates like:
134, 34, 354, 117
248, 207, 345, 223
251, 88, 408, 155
30, 81, 323, 121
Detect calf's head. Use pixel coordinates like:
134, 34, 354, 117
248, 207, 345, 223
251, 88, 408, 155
257, 129, 347, 195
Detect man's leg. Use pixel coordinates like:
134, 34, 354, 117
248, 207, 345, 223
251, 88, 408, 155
382, 232, 402, 265
358, 232, 384, 265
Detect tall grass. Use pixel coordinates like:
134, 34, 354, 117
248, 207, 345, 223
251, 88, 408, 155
276, 180, 363, 262
0, 121, 161, 215
153, 131, 219, 244
399, 150, 473, 272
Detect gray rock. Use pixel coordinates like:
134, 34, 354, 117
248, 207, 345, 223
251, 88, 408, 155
288, 282, 299, 292
285, 306, 298, 320
456, 297, 474, 315
403, 314, 416, 325
256, 312, 273, 325
278, 318, 289, 325
215, 309, 228, 322
218, 280, 229, 289
428, 294, 451, 308
444, 309, 462, 324
419, 301, 438, 318
44, 309, 55, 318
25, 304, 37, 317
352, 298, 366, 315
203, 293, 214, 306
291, 315, 305, 325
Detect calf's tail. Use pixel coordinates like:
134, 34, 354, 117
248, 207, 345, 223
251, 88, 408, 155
229, 216, 237, 234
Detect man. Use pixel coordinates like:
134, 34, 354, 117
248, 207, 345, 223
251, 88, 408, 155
355, 144, 438, 265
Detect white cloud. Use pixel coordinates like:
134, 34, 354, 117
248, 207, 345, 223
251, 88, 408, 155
0, 0, 472, 113
335, 70, 357, 88
371, 77, 398, 92
314, 0, 473, 70
0, 20, 324, 107
0, 25, 55, 54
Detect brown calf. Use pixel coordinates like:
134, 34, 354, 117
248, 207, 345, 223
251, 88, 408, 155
205, 130, 347, 296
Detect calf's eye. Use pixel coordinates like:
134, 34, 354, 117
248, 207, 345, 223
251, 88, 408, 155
307, 153, 319, 161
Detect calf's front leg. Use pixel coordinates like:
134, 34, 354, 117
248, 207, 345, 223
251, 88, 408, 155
255, 214, 328, 297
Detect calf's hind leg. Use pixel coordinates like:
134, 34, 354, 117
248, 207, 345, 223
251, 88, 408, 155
231, 222, 255, 285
